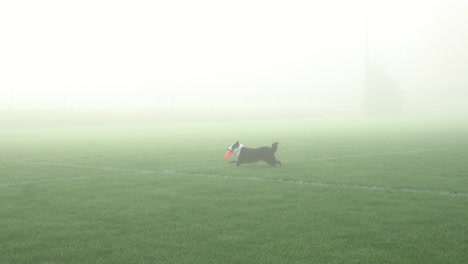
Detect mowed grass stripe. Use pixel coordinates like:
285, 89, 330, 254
164, 170, 468, 198
285, 147, 450, 163
2, 157, 467, 197
0, 146, 451, 175
0, 175, 123, 188
1, 160, 156, 174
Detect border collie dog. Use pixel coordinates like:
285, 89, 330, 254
226, 141, 281, 167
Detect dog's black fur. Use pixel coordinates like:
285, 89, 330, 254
227, 141, 281, 167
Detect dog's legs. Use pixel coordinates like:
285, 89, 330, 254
230, 160, 242, 167
264, 154, 281, 167
271, 154, 281, 166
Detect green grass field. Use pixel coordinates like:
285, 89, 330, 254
1, 118, 467, 264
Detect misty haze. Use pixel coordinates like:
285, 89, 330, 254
1, 0, 467, 120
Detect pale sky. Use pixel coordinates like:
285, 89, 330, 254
0, 0, 467, 114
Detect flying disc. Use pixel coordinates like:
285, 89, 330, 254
224, 151, 233, 159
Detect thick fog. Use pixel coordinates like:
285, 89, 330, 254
1, 0, 467, 118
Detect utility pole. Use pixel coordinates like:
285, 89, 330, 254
63, 95, 68, 111
364, 0, 369, 93
363, 0, 370, 115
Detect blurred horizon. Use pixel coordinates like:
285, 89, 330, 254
1, 0, 467, 118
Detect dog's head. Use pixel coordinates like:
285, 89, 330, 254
225, 141, 241, 159
227, 141, 240, 152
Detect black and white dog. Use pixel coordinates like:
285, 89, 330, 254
225, 141, 281, 167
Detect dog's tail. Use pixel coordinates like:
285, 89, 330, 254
271, 141, 279, 153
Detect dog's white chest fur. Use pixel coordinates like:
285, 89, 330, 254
234, 144, 244, 157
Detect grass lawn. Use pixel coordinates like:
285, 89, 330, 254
1, 118, 467, 264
